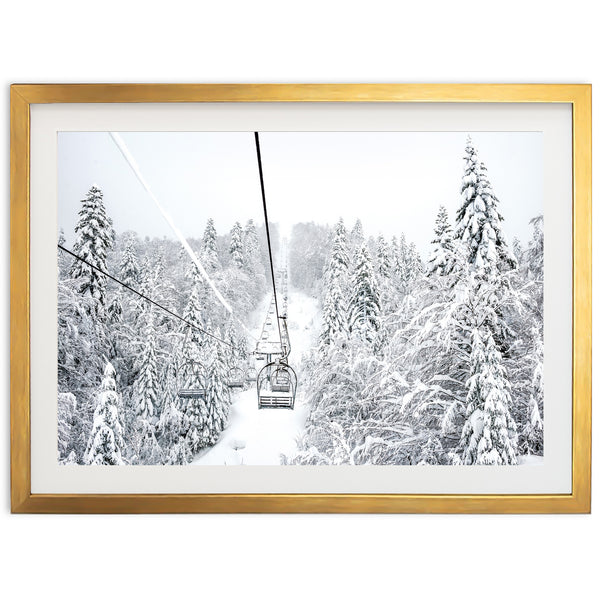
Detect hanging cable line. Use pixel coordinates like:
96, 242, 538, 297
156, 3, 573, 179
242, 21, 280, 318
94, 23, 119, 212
108, 132, 257, 344
58, 243, 234, 349
253, 132, 296, 409
254, 131, 284, 352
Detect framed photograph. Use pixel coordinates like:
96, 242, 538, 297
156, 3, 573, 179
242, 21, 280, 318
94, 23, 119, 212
10, 84, 591, 513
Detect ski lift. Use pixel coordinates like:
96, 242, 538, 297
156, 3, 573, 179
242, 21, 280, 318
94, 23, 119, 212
279, 315, 291, 358
177, 360, 206, 400
257, 360, 297, 409
246, 366, 258, 383
227, 367, 245, 389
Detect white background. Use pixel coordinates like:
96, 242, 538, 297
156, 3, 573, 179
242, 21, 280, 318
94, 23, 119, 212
1, 1, 597, 598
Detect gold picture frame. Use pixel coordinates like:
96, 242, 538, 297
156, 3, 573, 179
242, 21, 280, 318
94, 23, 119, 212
10, 84, 591, 513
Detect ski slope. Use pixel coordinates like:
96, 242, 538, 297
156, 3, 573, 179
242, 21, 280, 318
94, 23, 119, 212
193, 288, 320, 465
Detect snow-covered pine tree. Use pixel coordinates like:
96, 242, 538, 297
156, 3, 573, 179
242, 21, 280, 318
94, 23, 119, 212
69, 185, 115, 309
229, 221, 245, 268
350, 219, 364, 251
454, 138, 516, 275
375, 235, 391, 279
58, 392, 77, 462
225, 320, 246, 371
177, 288, 209, 455
202, 217, 220, 271
132, 418, 163, 465
348, 243, 381, 346
243, 219, 262, 268
83, 362, 125, 465
406, 242, 423, 280
134, 312, 158, 421
106, 291, 124, 351
522, 396, 543, 456
527, 215, 544, 282
395, 233, 409, 289
459, 329, 518, 465
203, 330, 232, 446
180, 285, 204, 340
427, 205, 453, 276
512, 237, 524, 266
389, 236, 401, 276
320, 219, 350, 347
157, 394, 190, 464
521, 328, 544, 455
120, 234, 140, 287
58, 228, 70, 274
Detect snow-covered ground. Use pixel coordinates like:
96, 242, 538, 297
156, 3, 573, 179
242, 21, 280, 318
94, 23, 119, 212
193, 286, 320, 465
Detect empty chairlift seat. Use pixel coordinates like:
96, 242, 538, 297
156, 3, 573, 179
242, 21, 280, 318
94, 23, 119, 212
246, 366, 258, 383
227, 367, 245, 389
257, 362, 297, 409
177, 360, 207, 400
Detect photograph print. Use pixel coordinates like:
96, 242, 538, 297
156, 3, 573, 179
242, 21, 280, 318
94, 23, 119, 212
57, 131, 544, 467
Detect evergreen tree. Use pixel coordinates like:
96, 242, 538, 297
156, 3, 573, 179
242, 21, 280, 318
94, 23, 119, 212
58, 228, 70, 274
57, 392, 77, 462
454, 138, 516, 275
395, 233, 409, 288
202, 217, 220, 271
134, 312, 158, 421
512, 237, 524, 265
225, 320, 246, 370
132, 418, 163, 465
427, 205, 453, 275
69, 186, 115, 309
350, 219, 364, 251
527, 215, 544, 282
106, 292, 124, 327
120, 234, 140, 287
521, 328, 544, 455
375, 235, 391, 279
348, 243, 381, 345
180, 285, 204, 350
229, 221, 245, 268
178, 294, 209, 455
522, 396, 543, 456
389, 236, 401, 277
84, 362, 125, 465
406, 242, 423, 280
244, 219, 260, 253
203, 330, 232, 446
320, 219, 350, 347
459, 329, 518, 465
157, 395, 190, 464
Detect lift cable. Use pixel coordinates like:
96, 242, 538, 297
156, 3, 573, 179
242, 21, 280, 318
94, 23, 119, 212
254, 132, 284, 354
58, 243, 234, 349
108, 131, 258, 344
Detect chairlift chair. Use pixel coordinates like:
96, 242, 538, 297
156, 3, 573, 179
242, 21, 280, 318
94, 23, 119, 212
246, 366, 258, 383
177, 360, 207, 400
257, 361, 297, 409
227, 366, 245, 389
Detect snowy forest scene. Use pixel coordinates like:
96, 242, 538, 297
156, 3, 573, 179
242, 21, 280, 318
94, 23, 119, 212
57, 131, 544, 467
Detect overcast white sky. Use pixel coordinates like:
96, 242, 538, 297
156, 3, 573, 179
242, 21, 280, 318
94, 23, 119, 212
58, 131, 543, 252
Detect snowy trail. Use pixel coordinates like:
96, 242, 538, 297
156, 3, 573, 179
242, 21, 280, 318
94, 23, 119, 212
193, 288, 320, 465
